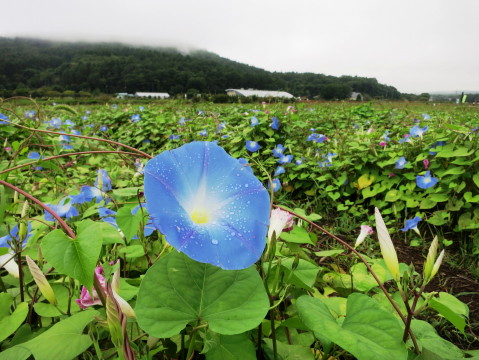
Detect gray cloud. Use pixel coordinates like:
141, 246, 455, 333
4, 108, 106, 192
2, 0, 478, 93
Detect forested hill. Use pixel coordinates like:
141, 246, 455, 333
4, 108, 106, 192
0, 37, 401, 99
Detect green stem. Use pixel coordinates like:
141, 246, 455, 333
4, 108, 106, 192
186, 329, 199, 360
275, 205, 421, 354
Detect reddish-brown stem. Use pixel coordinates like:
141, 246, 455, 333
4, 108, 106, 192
0, 150, 142, 175
3, 119, 152, 159
275, 204, 420, 353
0, 179, 76, 238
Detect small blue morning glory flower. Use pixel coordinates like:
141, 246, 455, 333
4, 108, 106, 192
401, 216, 422, 233
395, 156, 407, 169
24, 110, 35, 119
246, 140, 261, 152
95, 169, 112, 192
82, 115, 88, 121
143, 141, 270, 270
64, 119, 75, 127
410, 125, 428, 138
62, 144, 73, 150
326, 152, 336, 163
272, 144, 285, 158
49, 118, 62, 129
169, 134, 182, 140
295, 158, 304, 166
218, 121, 226, 131
271, 117, 279, 130
178, 117, 186, 125
429, 141, 446, 155
199, 129, 208, 136
198, 110, 204, 115
59, 133, 71, 143
139, 106, 144, 111
307, 133, 327, 143
0, 223, 32, 249
274, 166, 285, 176
250, 116, 259, 127
278, 154, 293, 165
131, 114, 141, 123
416, 171, 438, 189
269, 178, 281, 192
100, 125, 108, 132
112, 104, 118, 109
0, 114, 10, 125
28, 152, 41, 160
422, 113, 431, 120
44, 197, 79, 221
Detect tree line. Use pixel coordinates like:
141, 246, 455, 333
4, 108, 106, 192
0, 37, 403, 100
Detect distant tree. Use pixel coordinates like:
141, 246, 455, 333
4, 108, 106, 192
319, 83, 352, 100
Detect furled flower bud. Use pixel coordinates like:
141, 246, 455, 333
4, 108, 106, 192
26, 256, 57, 305
268, 208, 294, 243
354, 225, 374, 248
423, 236, 445, 284
375, 207, 400, 282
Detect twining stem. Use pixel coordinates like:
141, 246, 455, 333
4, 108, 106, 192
1, 118, 152, 159
402, 284, 426, 343
0, 179, 76, 238
0, 150, 142, 176
275, 205, 420, 354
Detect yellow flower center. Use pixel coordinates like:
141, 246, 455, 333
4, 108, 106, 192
191, 209, 209, 224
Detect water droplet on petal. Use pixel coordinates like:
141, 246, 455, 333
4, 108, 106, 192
211, 239, 218, 245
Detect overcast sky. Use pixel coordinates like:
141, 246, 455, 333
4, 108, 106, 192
2, 0, 478, 94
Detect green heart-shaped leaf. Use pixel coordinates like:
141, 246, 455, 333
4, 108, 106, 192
136, 251, 269, 338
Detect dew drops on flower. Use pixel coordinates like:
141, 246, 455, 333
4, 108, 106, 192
143, 141, 270, 270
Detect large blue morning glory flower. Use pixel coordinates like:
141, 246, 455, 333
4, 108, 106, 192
143, 141, 270, 270
416, 171, 438, 189
44, 197, 79, 221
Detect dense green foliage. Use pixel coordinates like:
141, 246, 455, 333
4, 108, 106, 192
0, 100, 478, 359
0, 37, 402, 100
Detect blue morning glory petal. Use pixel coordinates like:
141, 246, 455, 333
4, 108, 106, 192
250, 116, 259, 127
271, 117, 279, 130
272, 144, 285, 158
278, 154, 293, 165
237, 158, 253, 174
199, 129, 208, 136
416, 171, 438, 189
0, 223, 32, 249
28, 152, 41, 160
0, 113, 9, 125
269, 178, 281, 192
144, 141, 270, 270
95, 169, 112, 192
246, 140, 261, 152
44, 197, 79, 221
274, 166, 285, 176
401, 216, 422, 232
395, 156, 407, 169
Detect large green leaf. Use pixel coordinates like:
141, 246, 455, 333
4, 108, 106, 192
0, 302, 29, 342
0, 310, 98, 360
296, 293, 407, 360
411, 320, 464, 359
263, 338, 315, 360
42, 220, 103, 290
429, 292, 469, 333
205, 333, 256, 360
136, 251, 269, 338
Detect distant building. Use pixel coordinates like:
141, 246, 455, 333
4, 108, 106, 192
116, 92, 133, 99
226, 89, 294, 99
135, 92, 170, 99
350, 92, 363, 101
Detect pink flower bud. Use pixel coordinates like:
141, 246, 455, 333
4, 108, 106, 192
423, 159, 430, 169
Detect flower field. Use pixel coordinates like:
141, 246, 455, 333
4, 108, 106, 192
0, 99, 478, 359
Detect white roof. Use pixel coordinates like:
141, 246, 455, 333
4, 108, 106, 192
135, 92, 170, 98
226, 89, 294, 98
